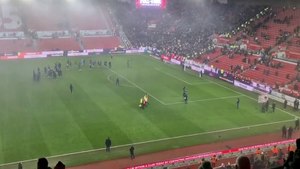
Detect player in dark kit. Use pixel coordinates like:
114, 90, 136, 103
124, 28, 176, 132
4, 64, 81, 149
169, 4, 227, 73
183, 92, 188, 104
183, 86, 186, 94
282, 125, 287, 138
70, 84, 73, 93
182, 86, 188, 104
236, 98, 240, 109
272, 102, 276, 112
116, 78, 120, 86
284, 99, 287, 109
295, 118, 300, 130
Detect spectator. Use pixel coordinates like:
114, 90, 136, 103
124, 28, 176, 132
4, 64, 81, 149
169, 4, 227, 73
210, 155, 217, 168
54, 161, 65, 169
199, 161, 213, 169
235, 156, 251, 169
18, 162, 22, 169
283, 151, 294, 169
37, 157, 51, 169
291, 138, 300, 169
112, 0, 266, 61
272, 145, 279, 156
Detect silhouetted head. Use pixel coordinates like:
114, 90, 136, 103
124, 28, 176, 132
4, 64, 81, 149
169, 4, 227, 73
235, 156, 251, 169
37, 157, 48, 169
200, 161, 212, 169
296, 138, 300, 149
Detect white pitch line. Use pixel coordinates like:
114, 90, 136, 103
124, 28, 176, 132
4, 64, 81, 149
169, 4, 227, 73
155, 68, 192, 85
155, 68, 211, 86
107, 74, 135, 88
0, 118, 294, 167
108, 69, 166, 105
190, 82, 213, 85
165, 95, 243, 105
205, 78, 298, 118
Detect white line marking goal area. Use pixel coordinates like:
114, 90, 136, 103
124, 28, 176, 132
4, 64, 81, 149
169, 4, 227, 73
155, 67, 212, 86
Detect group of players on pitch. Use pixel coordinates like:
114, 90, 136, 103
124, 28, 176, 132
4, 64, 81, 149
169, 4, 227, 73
139, 94, 149, 109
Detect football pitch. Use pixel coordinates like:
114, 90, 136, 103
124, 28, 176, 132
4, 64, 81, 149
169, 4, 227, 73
0, 54, 298, 167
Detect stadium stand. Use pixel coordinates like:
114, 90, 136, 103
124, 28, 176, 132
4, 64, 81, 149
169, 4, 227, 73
81, 36, 120, 49
128, 139, 299, 169
241, 61, 297, 87
0, 2, 120, 53
209, 54, 252, 73
36, 38, 81, 51
114, 0, 266, 58
0, 39, 35, 53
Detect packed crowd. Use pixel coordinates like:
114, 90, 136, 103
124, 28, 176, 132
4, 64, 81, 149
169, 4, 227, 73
112, 0, 266, 59
194, 138, 300, 169
237, 6, 300, 49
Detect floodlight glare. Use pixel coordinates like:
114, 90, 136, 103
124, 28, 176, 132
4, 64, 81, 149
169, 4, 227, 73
0, 0, 9, 3
66, 0, 76, 3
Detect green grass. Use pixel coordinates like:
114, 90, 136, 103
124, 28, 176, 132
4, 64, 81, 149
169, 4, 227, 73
0, 54, 298, 168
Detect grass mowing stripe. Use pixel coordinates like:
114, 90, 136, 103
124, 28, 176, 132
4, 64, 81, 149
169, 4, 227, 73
0, 118, 293, 167
0, 55, 296, 167
106, 74, 135, 88
165, 95, 244, 105
155, 67, 192, 85
155, 67, 213, 86
108, 68, 166, 105
58, 78, 132, 147
191, 82, 213, 85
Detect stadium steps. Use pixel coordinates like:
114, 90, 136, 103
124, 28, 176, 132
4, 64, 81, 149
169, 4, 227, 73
0, 39, 36, 53
241, 62, 297, 87
81, 36, 120, 49
209, 54, 251, 72
36, 38, 81, 51
194, 48, 222, 63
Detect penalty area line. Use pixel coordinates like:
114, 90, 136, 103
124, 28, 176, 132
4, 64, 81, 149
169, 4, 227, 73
0, 119, 294, 167
165, 95, 243, 105
155, 68, 192, 85
155, 68, 211, 86
205, 79, 299, 119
